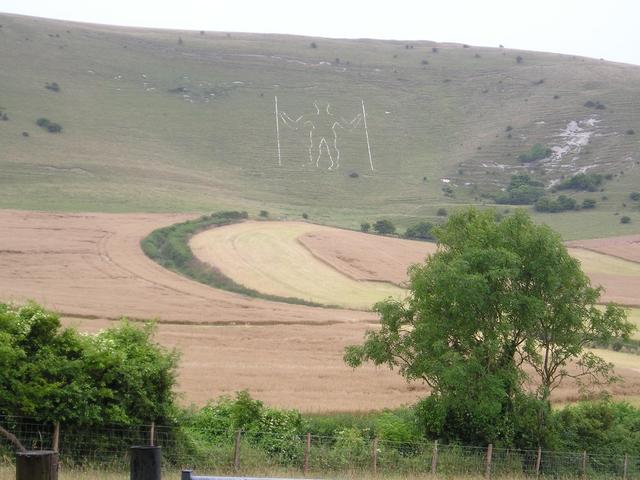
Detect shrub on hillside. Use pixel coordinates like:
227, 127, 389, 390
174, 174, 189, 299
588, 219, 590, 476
437, 208, 448, 216
373, 219, 396, 235
584, 100, 606, 110
360, 222, 370, 233
310, 42, 317, 49
627, 129, 636, 135
302, 213, 308, 219
495, 175, 544, 205
349, 171, 359, 178
621, 216, 631, 224
404, 222, 435, 240
259, 210, 269, 218
36, 117, 63, 133
45, 82, 60, 92
581, 198, 597, 209
557, 173, 603, 192
534, 195, 577, 213
630, 192, 640, 201
518, 144, 551, 163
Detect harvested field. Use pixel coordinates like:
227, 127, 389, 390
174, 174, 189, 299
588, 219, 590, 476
568, 248, 640, 306
299, 228, 436, 285
190, 221, 408, 309
567, 235, 640, 263
2, 210, 640, 410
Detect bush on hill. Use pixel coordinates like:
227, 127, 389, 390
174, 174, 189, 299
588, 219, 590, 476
36, 117, 63, 133
495, 174, 544, 205
558, 173, 604, 192
45, 82, 60, 92
360, 222, 370, 233
518, 143, 552, 163
582, 198, 597, 209
373, 219, 396, 235
535, 195, 577, 212
404, 221, 435, 240
630, 192, 640, 201
621, 216, 631, 224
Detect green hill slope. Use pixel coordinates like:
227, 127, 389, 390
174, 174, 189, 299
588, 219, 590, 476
1, 13, 639, 238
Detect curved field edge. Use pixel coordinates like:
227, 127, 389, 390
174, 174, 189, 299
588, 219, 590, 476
139, 212, 328, 308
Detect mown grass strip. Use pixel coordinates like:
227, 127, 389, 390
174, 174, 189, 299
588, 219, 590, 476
140, 212, 325, 307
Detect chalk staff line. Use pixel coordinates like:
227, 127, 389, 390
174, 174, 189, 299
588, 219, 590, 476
361, 99, 374, 172
275, 96, 282, 167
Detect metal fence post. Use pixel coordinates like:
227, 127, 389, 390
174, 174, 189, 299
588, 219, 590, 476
485, 443, 493, 479
430, 440, 438, 475
234, 429, 242, 472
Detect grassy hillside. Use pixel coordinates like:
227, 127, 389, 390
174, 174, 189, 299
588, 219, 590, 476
1, 13, 639, 238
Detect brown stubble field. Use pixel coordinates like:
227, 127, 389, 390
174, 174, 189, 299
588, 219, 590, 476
2, 209, 640, 411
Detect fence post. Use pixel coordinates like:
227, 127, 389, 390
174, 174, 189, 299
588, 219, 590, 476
582, 450, 587, 480
149, 421, 155, 447
303, 432, 311, 476
234, 429, 242, 472
535, 446, 542, 478
16, 451, 59, 480
623, 453, 628, 480
485, 443, 493, 479
52, 422, 60, 452
430, 440, 438, 475
130, 446, 161, 480
372, 437, 378, 475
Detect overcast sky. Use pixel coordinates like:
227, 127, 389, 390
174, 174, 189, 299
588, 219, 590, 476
2, 0, 640, 66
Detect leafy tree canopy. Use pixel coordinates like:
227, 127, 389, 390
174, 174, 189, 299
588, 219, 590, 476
0, 302, 178, 425
345, 209, 633, 446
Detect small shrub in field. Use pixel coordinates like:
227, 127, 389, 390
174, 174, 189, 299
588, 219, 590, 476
421, 59, 429, 65
584, 100, 606, 110
310, 42, 317, 49
22, 131, 29, 137
627, 129, 636, 135
558, 173, 603, 192
506, 125, 513, 132
581, 198, 597, 209
432, 47, 438, 53
518, 144, 551, 163
516, 55, 523, 64
0, 112, 8, 121
535, 195, 577, 213
301, 213, 308, 219
621, 216, 631, 224
373, 219, 396, 235
45, 82, 60, 92
349, 171, 359, 178
437, 208, 448, 216
404, 222, 435, 240
36, 117, 63, 133
259, 210, 269, 218
360, 222, 370, 233
630, 192, 640, 201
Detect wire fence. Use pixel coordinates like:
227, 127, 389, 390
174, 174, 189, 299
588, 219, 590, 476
1, 415, 639, 479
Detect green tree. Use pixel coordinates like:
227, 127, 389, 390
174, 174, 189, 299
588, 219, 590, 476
345, 209, 633, 446
0, 303, 178, 425
373, 219, 396, 235
360, 222, 370, 233
404, 221, 435, 240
